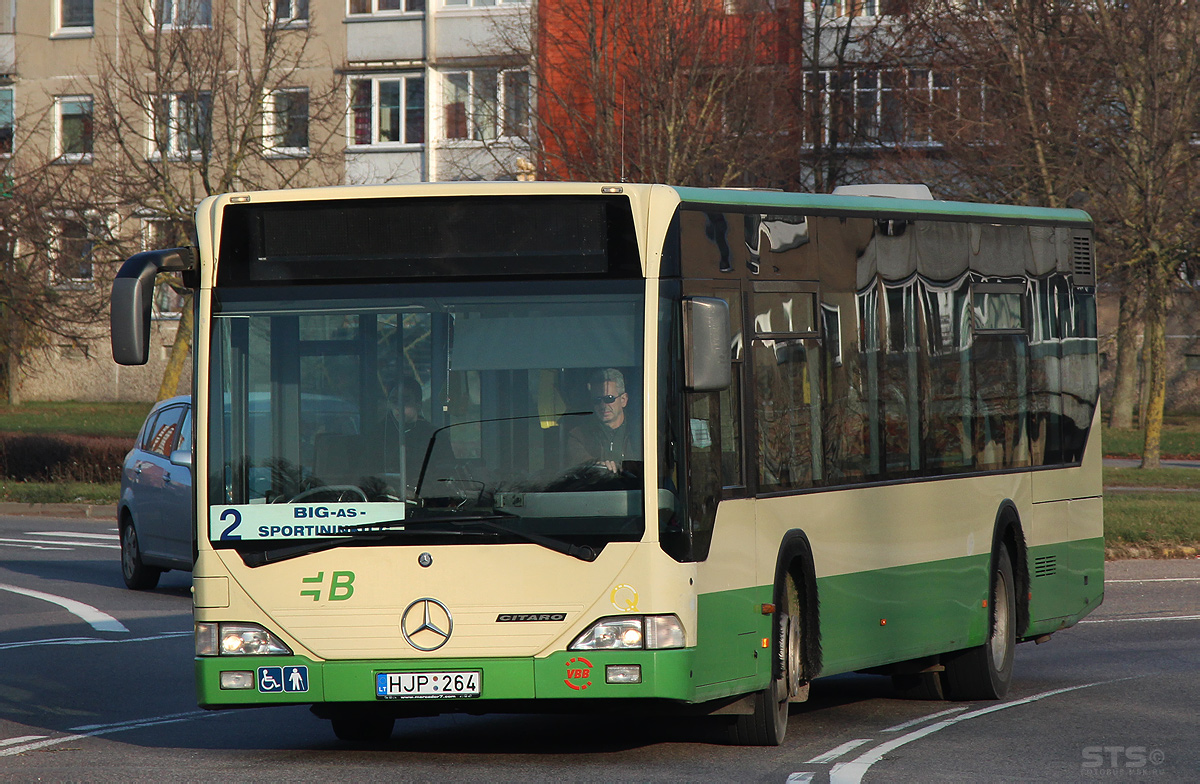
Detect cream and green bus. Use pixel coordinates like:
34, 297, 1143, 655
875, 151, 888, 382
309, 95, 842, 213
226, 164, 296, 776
110, 182, 1103, 745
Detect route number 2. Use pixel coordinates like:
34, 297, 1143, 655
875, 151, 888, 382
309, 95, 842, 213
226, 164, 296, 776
220, 509, 242, 540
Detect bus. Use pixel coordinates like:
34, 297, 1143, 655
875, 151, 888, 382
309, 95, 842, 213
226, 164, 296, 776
110, 182, 1103, 745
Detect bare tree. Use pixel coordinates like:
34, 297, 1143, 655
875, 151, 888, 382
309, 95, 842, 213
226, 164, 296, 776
499, 0, 798, 187
0, 114, 118, 404
87, 0, 346, 400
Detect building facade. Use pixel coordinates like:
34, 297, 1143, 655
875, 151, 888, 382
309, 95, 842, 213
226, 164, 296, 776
0, 0, 530, 402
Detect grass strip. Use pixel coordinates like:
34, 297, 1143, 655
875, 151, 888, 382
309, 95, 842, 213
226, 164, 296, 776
1104, 492, 1200, 554
0, 401, 152, 438
1103, 467, 1200, 489
0, 481, 120, 505
1102, 421, 1200, 460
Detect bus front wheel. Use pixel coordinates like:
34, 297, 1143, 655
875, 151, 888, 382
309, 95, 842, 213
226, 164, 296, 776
942, 546, 1016, 700
729, 573, 800, 746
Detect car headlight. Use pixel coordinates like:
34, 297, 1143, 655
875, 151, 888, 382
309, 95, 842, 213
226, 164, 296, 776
195, 622, 292, 656
569, 615, 685, 650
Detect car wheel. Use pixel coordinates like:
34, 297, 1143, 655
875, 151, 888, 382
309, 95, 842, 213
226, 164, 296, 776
121, 519, 162, 590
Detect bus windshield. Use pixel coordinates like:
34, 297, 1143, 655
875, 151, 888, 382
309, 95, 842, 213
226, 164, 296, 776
207, 279, 647, 548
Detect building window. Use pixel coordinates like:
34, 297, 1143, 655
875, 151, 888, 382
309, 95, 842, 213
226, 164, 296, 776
56, 96, 94, 161
444, 0, 524, 7
350, 75, 425, 146
58, 0, 94, 31
153, 92, 212, 158
349, 0, 425, 12
443, 69, 529, 141
0, 89, 13, 155
265, 88, 309, 155
274, 0, 309, 22
157, 0, 212, 28
52, 218, 97, 285
144, 219, 187, 318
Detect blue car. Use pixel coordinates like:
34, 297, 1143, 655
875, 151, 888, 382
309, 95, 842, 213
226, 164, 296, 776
119, 396, 194, 589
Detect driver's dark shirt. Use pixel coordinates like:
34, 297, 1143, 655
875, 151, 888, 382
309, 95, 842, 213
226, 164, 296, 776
566, 417, 639, 467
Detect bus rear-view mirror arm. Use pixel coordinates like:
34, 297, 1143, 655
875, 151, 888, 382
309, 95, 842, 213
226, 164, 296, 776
684, 297, 731, 392
110, 247, 198, 366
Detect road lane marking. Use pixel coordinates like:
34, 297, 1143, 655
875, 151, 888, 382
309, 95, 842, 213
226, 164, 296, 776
0, 536, 119, 550
806, 738, 871, 763
0, 631, 189, 651
37, 531, 120, 541
785, 774, 815, 783
0, 711, 216, 757
828, 680, 1119, 784
1080, 614, 1200, 624
881, 706, 967, 733
0, 583, 129, 633
0, 543, 71, 551
0, 736, 46, 747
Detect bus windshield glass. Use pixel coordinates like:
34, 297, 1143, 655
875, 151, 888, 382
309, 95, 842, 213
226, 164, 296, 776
207, 280, 646, 548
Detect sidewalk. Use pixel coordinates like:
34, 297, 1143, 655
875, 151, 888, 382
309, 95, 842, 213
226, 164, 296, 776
0, 502, 116, 520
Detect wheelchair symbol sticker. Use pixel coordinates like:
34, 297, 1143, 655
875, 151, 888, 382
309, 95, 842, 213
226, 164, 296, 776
258, 666, 284, 692
258, 665, 308, 693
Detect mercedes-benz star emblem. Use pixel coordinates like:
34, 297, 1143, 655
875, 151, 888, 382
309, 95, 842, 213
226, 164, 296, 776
400, 598, 453, 651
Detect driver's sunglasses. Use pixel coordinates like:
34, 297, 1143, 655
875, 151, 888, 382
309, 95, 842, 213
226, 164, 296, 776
593, 394, 620, 405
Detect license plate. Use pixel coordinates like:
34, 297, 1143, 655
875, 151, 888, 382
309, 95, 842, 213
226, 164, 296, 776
375, 671, 481, 700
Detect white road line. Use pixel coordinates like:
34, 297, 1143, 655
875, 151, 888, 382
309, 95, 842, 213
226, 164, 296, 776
0, 736, 46, 747
785, 773, 815, 783
0, 536, 119, 550
0, 631, 189, 651
1106, 578, 1200, 583
881, 706, 968, 733
828, 680, 1119, 784
806, 738, 871, 763
1080, 614, 1200, 624
0, 582, 129, 633
0, 711, 215, 757
0, 543, 71, 551
37, 531, 120, 541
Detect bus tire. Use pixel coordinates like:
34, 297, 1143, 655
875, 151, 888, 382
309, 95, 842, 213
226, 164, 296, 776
892, 671, 946, 700
729, 573, 798, 746
331, 716, 395, 743
942, 546, 1016, 700
120, 517, 161, 591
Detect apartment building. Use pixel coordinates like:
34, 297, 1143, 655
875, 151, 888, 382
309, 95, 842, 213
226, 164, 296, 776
1, 1, 530, 402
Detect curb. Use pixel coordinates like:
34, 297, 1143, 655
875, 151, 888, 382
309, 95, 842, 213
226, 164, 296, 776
0, 502, 117, 520
1106, 544, 1200, 560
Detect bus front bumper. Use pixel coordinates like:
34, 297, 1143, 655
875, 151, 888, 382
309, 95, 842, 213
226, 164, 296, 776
196, 649, 704, 709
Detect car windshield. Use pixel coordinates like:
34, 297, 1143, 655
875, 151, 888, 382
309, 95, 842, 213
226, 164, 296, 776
207, 279, 647, 547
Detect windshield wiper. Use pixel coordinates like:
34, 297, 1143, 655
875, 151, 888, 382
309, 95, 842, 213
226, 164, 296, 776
240, 510, 597, 568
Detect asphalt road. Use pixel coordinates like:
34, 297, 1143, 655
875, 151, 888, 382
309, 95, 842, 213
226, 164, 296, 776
1, 515, 1197, 781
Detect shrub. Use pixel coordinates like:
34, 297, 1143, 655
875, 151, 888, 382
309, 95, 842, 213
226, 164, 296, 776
0, 432, 134, 483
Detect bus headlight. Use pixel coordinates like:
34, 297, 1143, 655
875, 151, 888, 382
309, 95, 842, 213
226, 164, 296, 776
195, 622, 292, 656
569, 615, 685, 650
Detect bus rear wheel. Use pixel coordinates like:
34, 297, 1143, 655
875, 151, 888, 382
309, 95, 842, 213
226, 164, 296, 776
942, 547, 1016, 700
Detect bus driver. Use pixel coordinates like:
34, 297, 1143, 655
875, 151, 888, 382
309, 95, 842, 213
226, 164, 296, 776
567, 368, 639, 473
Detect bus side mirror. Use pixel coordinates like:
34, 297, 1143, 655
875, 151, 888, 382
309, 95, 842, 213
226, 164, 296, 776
111, 247, 197, 365
684, 297, 731, 392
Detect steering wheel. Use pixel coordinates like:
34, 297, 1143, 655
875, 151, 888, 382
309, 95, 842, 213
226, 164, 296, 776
289, 485, 369, 503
